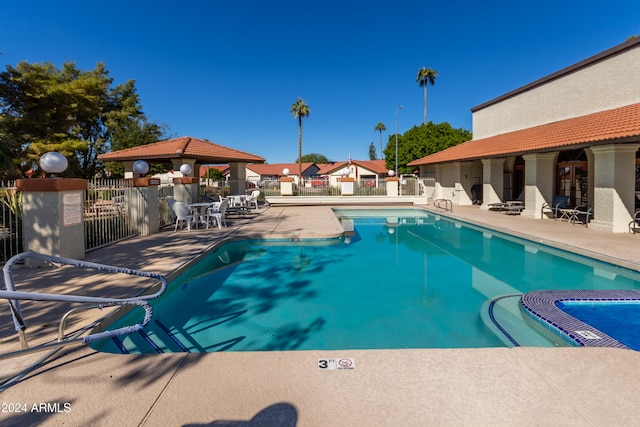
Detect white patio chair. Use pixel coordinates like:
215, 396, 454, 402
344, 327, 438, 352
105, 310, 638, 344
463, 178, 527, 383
172, 202, 196, 231
247, 190, 260, 210
166, 196, 177, 221
207, 199, 228, 228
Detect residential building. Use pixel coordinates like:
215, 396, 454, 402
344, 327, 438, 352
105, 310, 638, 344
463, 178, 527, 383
408, 37, 640, 232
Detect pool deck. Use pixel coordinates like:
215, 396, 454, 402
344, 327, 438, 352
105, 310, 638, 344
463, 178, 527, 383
2, 204, 640, 426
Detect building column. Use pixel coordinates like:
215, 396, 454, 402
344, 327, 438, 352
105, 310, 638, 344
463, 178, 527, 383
171, 159, 199, 203
386, 177, 399, 196
451, 162, 473, 205
228, 162, 247, 195
522, 152, 558, 219
432, 165, 443, 200
589, 144, 640, 233
481, 158, 505, 209
585, 148, 595, 207
17, 178, 88, 267
125, 177, 161, 236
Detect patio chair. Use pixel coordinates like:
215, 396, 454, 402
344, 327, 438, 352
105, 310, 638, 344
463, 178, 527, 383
629, 211, 640, 234
541, 195, 569, 219
247, 190, 260, 210
166, 197, 177, 221
571, 205, 592, 226
207, 199, 228, 228
172, 202, 196, 231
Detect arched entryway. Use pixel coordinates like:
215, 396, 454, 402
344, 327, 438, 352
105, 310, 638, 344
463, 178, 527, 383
556, 149, 588, 207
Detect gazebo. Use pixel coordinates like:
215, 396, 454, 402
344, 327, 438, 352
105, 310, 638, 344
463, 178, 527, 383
98, 136, 265, 194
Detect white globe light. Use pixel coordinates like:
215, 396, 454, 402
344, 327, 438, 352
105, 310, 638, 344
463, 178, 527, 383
179, 164, 192, 175
341, 167, 350, 176
40, 152, 68, 174
388, 169, 395, 177
282, 168, 290, 176
132, 160, 150, 175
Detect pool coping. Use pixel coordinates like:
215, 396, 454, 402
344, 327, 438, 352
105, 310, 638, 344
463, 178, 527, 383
520, 290, 640, 349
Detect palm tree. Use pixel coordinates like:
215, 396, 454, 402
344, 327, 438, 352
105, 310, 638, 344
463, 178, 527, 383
290, 97, 311, 180
374, 122, 386, 159
416, 67, 438, 125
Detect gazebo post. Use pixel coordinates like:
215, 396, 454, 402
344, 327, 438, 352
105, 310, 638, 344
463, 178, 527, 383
228, 162, 247, 195
172, 159, 199, 203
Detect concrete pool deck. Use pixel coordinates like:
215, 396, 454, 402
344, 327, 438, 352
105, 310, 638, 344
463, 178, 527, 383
2, 204, 640, 426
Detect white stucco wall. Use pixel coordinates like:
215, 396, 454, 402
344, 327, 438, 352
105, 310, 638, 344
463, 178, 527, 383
473, 45, 640, 139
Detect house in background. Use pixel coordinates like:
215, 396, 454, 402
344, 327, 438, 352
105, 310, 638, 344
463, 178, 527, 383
316, 160, 389, 187
245, 163, 319, 186
199, 160, 390, 189
408, 37, 640, 232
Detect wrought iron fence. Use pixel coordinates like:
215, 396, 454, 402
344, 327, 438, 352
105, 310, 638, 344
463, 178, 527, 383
158, 184, 175, 228
84, 178, 137, 251
1, 181, 21, 265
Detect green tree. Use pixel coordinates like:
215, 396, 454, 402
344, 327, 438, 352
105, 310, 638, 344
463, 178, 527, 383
290, 98, 311, 178
0, 61, 163, 178
416, 67, 438, 125
205, 168, 223, 180
384, 122, 471, 175
300, 153, 329, 163
368, 142, 377, 160
374, 122, 386, 159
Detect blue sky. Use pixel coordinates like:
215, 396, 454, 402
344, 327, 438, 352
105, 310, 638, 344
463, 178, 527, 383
2, 1, 639, 164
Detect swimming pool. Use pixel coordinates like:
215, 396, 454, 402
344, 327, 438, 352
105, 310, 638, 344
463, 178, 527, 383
91, 208, 640, 354
559, 301, 640, 350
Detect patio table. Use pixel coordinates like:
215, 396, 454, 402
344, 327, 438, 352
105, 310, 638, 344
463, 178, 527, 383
189, 202, 216, 228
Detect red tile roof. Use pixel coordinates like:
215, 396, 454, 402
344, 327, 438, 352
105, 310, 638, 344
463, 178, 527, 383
316, 159, 388, 175
352, 159, 388, 174
408, 103, 640, 166
316, 162, 348, 174
247, 163, 316, 176
98, 136, 265, 163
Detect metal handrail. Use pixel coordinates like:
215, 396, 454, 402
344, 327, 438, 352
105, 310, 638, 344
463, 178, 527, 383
433, 198, 453, 212
0, 252, 167, 358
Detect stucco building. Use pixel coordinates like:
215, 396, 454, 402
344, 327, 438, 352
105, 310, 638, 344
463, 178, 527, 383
408, 37, 640, 232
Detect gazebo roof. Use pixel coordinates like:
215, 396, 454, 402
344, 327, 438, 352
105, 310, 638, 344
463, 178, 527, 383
98, 136, 265, 164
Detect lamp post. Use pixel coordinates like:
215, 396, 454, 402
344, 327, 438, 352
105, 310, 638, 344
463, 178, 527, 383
395, 104, 404, 178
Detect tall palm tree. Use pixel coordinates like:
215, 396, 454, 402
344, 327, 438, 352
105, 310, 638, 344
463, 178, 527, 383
416, 67, 438, 125
374, 122, 386, 159
290, 97, 311, 180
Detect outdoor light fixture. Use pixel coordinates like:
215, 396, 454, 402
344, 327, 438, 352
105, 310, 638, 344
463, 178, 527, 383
132, 160, 150, 175
40, 152, 68, 176
388, 170, 395, 177
341, 167, 350, 177
282, 168, 290, 176
179, 164, 192, 176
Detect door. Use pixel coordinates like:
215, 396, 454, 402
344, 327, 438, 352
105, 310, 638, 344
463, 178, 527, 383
557, 162, 588, 207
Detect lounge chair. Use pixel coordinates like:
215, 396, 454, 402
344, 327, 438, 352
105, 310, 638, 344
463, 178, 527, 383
541, 195, 569, 219
501, 204, 525, 215
172, 202, 196, 231
488, 191, 523, 211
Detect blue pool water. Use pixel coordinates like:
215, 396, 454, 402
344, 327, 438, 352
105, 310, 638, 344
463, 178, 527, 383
92, 208, 640, 353
557, 302, 640, 350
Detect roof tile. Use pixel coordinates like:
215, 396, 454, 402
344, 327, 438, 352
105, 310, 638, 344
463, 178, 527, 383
408, 103, 640, 166
98, 136, 265, 163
